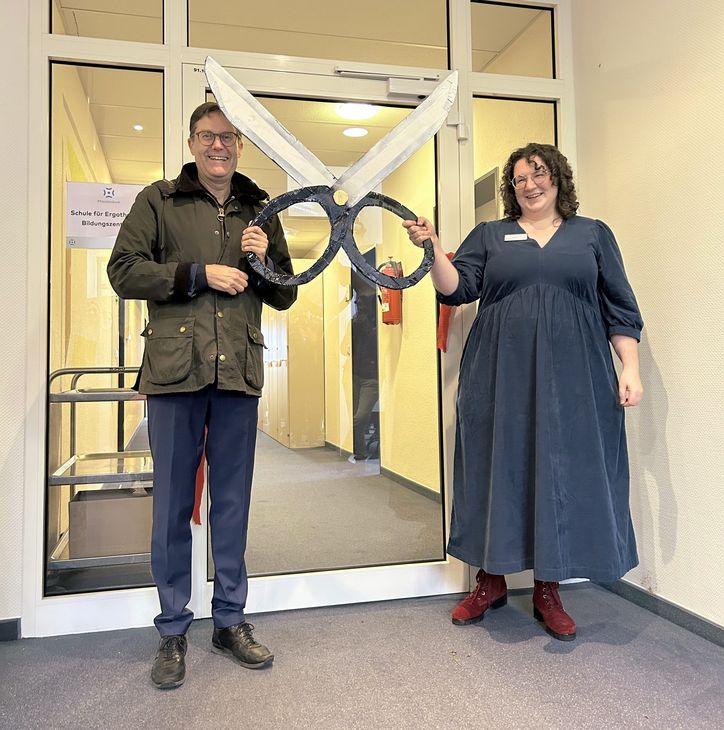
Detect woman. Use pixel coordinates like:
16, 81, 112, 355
404, 143, 643, 641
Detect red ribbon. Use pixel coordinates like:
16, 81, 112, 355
192, 428, 207, 525
436, 252, 457, 352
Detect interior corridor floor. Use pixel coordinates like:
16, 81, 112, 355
243, 432, 444, 575
1, 584, 722, 729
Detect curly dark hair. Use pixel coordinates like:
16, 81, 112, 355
499, 143, 579, 220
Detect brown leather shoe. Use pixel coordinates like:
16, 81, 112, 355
533, 580, 576, 641
451, 570, 507, 625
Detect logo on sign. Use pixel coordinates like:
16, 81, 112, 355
103, 186, 115, 199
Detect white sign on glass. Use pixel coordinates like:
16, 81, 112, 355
66, 182, 144, 249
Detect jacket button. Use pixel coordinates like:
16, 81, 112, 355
179, 326, 186, 333
217, 311, 224, 318
147, 328, 153, 335
208, 353, 216, 361
219, 354, 226, 362
214, 230, 220, 235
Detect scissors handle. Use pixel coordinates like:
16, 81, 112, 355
247, 187, 434, 290
247, 186, 342, 286
339, 193, 435, 291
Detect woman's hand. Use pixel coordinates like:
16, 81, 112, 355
401, 217, 460, 296
241, 225, 269, 260
403, 217, 439, 248
610, 335, 643, 406
618, 367, 643, 407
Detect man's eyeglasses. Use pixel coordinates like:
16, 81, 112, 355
193, 130, 240, 147
511, 168, 550, 190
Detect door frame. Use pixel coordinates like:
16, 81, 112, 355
182, 60, 466, 620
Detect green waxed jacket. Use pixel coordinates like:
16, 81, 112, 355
107, 163, 297, 396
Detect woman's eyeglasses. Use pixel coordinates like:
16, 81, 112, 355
511, 168, 550, 190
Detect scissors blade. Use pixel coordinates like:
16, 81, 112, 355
204, 57, 336, 189
334, 71, 458, 208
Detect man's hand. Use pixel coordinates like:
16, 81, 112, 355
205, 264, 249, 295
241, 225, 269, 260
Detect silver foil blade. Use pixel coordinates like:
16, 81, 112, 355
334, 71, 458, 208
204, 56, 336, 189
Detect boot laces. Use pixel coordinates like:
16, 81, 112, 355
540, 582, 563, 609
468, 573, 491, 603
159, 635, 186, 659
229, 622, 260, 648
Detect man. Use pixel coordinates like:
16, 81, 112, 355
108, 102, 297, 689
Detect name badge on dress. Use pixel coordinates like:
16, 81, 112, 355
504, 233, 528, 242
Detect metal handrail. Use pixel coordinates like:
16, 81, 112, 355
48, 366, 142, 462
48, 365, 140, 389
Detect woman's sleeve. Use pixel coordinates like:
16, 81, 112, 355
437, 222, 487, 306
594, 220, 643, 341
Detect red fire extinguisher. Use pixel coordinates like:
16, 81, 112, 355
378, 258, 403, 325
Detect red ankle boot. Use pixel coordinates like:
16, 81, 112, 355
533, 580, 576, 641
451, 570, 507, 625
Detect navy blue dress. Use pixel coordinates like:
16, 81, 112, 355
439, 215, 642, 582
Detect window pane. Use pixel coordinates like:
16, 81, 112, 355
51, 0, 163, 44
199, 95, 445, 577
472, 97, 556, 222
471, 1, 555, 79
189, 0, 448, 69
46, 63, 163, 595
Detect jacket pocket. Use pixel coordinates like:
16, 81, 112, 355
142, 316, 194, 385
244, 322, 265, 390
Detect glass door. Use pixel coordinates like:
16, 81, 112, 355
183, 63, 466, 617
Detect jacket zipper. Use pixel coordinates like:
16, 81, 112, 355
211, 194, 233, 378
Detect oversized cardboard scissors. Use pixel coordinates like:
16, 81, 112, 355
205, 57, 458, 290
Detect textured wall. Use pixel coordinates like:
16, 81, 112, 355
572, 0, 724, 627
0, 3, 28, 619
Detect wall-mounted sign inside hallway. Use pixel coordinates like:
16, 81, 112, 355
205, 56, 458, 290
66, 182, 144, 249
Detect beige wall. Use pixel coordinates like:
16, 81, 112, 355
259, 259, 325, 448
0, 2, 28, 620
322, 253, 353, 452
572, 0, 724, 627
378, 141, 441, 490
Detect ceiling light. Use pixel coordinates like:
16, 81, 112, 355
336, 103, 377, 120
343, 127, 368, 138
133, 124, 144, 131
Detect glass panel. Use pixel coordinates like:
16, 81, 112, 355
46, 63, 163, 596
203, 94, 445, 578
471, 1, 555, 78
189, 0, 448, 69
472, 97, 556, 222
51, 0, 163, 43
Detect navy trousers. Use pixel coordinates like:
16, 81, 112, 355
147, 386, 258, 636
